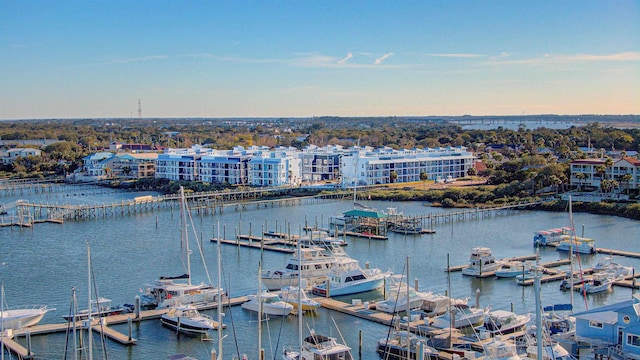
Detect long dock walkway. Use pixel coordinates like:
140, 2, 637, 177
6, 296, 248, 359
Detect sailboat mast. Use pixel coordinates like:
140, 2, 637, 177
297, 230, 303, 356
406, 256, 410, 360
87, 244, 93, 360
258, 261, 262, 358
217, 221, 223, 360
569, 196, 574, 309
180, 187, 192, 286
1, 283, 5, 360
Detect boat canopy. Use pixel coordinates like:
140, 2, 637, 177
160, 274, 189, 280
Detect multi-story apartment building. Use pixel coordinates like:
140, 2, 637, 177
107, 153, 158, 179
300, 145, 344, 182
340, 146, 476, 186
570, 157, 640, 191
198, 146, 266, 185
155, 145, 215, 181
248, 148, 301, 187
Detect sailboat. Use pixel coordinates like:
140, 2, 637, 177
376, 257, 439, 360
283, 234, 353, 360
140, 186, 224, 309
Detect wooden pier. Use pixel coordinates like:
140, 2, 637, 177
212, 237, 296, 253
6, 296, 247, 359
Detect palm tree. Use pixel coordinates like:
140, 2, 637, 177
621, 174, 633, 195
604, 157, 614, 180
420, 171, 429, 189
390, 170, 398, 184
575, 172, 586, 191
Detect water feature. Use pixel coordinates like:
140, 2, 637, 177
1, 191, 639, 359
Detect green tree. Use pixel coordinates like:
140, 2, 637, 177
390, 170, 398, 183
420, 171, 429, 189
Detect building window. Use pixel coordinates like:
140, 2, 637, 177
589, 321, 604, 329
628, 334, 640, 347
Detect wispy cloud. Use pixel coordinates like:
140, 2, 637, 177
428, 53, 484, 58
338, 52, 354, 64
104, 55, 168, 64
489, 52, 640, 66
374, 53, 394, 65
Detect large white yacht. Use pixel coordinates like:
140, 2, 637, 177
261, 245, 348, 291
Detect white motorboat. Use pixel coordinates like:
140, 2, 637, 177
495, 261, 533, 278
573, 273, 614, 294
261, 246, 344, 291
298, 230, 346, 248
62, 297, 126, 321
429, 304, 487, 329
279, 286, 320, 312
160, 304, 218, 336
461, 247, 503, 277
1, 304, 51, 330
482, 335, 522, 360
140, 187, 224, 309
376, 330, 439, 360
283, 331, 352, 360
420, 292, 468, 318
481, 310, 530, 335
311, 254, 389, 297
593, 256, 634, 278
241, 291, 293, 316
376, 275, 425, 314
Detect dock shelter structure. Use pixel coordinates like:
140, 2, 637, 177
342, 209, 388, 237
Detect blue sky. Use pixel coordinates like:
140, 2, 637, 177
1, 0, 638, 119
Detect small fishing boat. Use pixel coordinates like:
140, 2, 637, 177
62, 297, 126, 321
593, 256, 634, 278
420, 292, 468, 318
573, 273, 614, 294
495, 261, 532, 278
298, 230, 346, 248
461, 247, 503, 277
481, 310, 530, 335
160, 304, 218, 336
279, 286, 320, 312
482, 335, 522, 360
376, 330, 439, 360
429, 304, 487, 329
376, 275, 425, 314
241, 291, 293, 316
283, 330, 352, 360
541, 304, 574, 335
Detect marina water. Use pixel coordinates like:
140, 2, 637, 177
1, 189, 639, 359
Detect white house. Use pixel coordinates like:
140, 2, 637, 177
1, 148, 43, 165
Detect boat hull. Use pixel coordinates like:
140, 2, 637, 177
1, 308, 48, 330
312, 277, 385, 297
160, 316, 214, 336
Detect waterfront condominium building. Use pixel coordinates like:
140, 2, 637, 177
248, 148, 302, 187
155, 145, 215, 181
300, 144, 345, 182
198, 146, 267, 185
339, 146, 476, 187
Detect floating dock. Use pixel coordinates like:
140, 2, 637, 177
6, 296, 248, 359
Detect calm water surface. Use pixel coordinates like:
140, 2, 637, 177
1, 191, 639, 359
